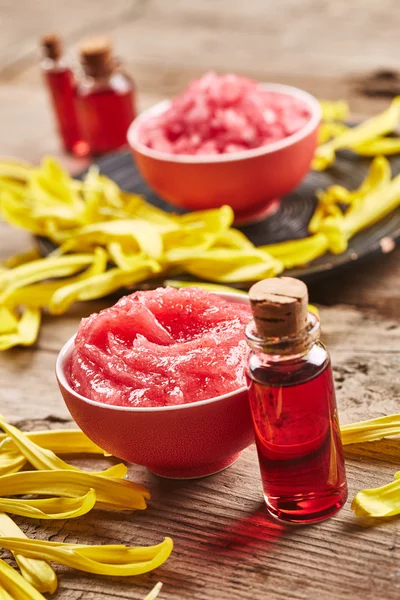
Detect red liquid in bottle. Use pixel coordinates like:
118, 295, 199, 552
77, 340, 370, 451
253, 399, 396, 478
76, 82, 135, 154
43, 68, 88, 156
247, 343, 348, 524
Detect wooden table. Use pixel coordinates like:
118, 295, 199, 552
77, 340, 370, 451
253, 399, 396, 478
1, 2, 399, 598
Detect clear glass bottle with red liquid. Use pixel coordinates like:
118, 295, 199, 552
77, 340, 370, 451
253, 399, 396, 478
75, 37, 136, 155
245, 277, 348, 524
40, 34, 88, 156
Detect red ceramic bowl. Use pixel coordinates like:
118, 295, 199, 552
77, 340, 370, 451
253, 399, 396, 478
128, 83, 321, 222
56, 293, 254, 479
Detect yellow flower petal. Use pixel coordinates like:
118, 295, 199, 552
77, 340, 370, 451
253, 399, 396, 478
259, 233, 329, 269
3, 247, 108, 311
319, 99, 349, 122
341, 171, 400, 239
184, 248, 283, 283
162, 230, 216, 263
341, 414, 400, 445
0, 416, 118, 477
0, 470, 149, 511
0, 308, 41, 351
0, 161, 33, 181
56, 220, 164, 259
1, 249, 41, 269
0, 191, 45, 236
144, 582, 163, 600
0, 584, 13, 599
318, 122, 348, 144
120, 192, 178, 231
0, 489, 96, 520
0, 308, 18, 335
351, 476, 400, 518
353, 136, 400, 156
314, 96, 400, 170
312, 155, 391, 218
0, 449, 26, 476
107, 243, 161, 275
0, 558, 48, 599
215, 228, 255, 250
49, 265, 161, 315
0, 537, 173, 577
176, 205, 234, 233
165, 280, 247, 295
0, 257, 99, 311
309, 156, 399, 253
0, 428, 105, 456
0, 515, 57, 594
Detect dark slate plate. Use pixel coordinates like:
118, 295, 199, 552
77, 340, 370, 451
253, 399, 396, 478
37, 149, 400, 286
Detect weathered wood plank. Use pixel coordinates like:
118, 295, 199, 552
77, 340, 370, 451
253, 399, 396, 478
309, 249, 400, 318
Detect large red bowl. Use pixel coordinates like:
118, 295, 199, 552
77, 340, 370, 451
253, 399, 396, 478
56, 293, 254, 479
128, 83, 320, 222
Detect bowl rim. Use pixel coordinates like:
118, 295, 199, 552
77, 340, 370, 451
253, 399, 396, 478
56, 291, 249, 413
127, 82, 321, 164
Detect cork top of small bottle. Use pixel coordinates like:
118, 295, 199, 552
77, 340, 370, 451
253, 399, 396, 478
249, 277, 309, 339
79, 36, 114, 77
41, 33, 62, 60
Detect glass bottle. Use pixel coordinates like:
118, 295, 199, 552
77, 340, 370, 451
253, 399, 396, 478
245, 277, 348, 524
75, 37, 136, 155
40, 34, 88, 156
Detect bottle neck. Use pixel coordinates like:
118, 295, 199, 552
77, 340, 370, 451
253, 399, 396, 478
77, 69, 132, 96
245, 311, 320, 359
40, 56, 69, 72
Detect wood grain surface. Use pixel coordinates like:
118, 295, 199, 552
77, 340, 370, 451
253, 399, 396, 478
0, 1, 399, 599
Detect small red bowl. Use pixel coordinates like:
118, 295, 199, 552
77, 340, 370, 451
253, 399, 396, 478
56, 293, 254, 479
128, 83, 321, 222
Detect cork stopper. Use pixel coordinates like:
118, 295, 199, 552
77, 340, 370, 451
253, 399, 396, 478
79, 36, 113, 77
249, 277, 309, 339
41, 33, 62, 60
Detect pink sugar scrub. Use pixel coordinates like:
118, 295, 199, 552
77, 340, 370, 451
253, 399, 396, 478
138, 72, 311, 156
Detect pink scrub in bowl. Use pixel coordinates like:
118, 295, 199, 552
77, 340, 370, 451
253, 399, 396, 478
128, 74, 321, 222
56, 288, 254, 478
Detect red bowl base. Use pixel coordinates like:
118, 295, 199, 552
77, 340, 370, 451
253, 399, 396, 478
147, 451, 242, 479
233, 198, 280, 226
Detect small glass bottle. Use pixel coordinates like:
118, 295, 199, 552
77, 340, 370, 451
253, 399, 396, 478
245, 277, 348, 524
75, 37, 136, 155
40, 34, 88, 156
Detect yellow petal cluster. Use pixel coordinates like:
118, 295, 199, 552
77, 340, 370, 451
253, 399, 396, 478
315, 96, 400, 169
341, 414, 400, 446
340, 413, 400, 519
0, 537, 173, 577
319, 99, 349, 122
0, 417, 171, 596
0, 158, 283, 348
352, 474, 400, 518
0, 490, 96, 520
0, 514, 57, 594
0, 415, 120, 477
0, 428, 105, 455
0, 557, 48, 599
0, 469, 149, 511
263, 155, 400, 265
